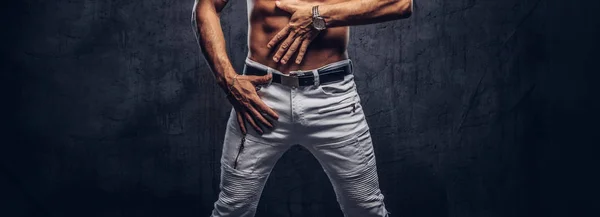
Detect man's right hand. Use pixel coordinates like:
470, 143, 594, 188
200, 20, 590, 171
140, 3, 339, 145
223, 73, 279, 135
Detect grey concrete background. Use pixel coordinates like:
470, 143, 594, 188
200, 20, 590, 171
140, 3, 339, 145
2, 0, 599, 217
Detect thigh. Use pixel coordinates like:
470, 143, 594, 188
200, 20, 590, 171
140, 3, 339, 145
221, 109, 290, 175
305, 129, 376, 177
298, 74, 371, 144
306, 130, 388, 217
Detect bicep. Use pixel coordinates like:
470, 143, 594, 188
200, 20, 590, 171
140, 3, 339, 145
193, 0, 229, 15
191, 0, 230, 42
192, 0, 220, 44
192, 0, 226, 28
213, 0, 229, 14
194, 0, 229, 13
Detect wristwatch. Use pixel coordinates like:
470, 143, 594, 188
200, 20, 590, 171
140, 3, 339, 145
312, 5, 326, 31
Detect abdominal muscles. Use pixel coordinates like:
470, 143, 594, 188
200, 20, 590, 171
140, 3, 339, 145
247, 0, 350, 73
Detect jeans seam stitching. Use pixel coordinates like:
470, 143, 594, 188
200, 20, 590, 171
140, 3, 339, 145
221, 162, 271, 178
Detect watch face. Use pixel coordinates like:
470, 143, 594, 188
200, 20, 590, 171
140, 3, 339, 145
313, 18, 326, 30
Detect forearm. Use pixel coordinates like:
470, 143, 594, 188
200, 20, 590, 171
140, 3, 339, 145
195, 0, 235, 90
320, 0, 413, 27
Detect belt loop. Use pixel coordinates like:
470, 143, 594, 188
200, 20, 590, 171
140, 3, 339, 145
349, 59, 354, 74
311, 69, 320, 87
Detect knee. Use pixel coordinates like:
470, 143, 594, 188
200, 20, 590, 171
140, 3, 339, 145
338, 165, 388, 216
213, 164, 269, 214
213, 191, 258, 217
342, 188, 386, 217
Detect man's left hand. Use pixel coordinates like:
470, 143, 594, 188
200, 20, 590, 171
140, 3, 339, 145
268, 0, 320, 64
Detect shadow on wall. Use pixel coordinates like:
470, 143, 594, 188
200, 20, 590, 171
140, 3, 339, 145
255, 145, 448, 217
378, 159, 448, 217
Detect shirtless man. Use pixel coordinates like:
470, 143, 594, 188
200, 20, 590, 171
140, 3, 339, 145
192, 0, 412, 216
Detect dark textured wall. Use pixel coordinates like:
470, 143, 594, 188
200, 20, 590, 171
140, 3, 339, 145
2, 0, 599, 217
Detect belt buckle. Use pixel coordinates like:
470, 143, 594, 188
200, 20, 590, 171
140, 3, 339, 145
280, 74, 299, 88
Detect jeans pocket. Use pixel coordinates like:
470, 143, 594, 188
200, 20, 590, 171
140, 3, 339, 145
355, 129, 375, 166
317, 75, 356, 96
317, 92, 358, 114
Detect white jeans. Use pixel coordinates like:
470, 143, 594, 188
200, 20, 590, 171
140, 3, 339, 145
209, 57, 389, 217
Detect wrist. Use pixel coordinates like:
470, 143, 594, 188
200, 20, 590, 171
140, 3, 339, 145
316, 5, 332, 28
217, 71, 237, 90
311, 5, 327, 30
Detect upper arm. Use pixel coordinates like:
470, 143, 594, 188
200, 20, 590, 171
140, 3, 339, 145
213, 0, 229, 14
194, 0, 229, 16
191, 0, 230, 43
191, 0, 229, 30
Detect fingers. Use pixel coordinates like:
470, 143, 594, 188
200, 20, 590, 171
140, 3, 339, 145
243, 111, 263, 134
267, 26, 290, 49
237, 101, 277, 135
281, 36, 303, 64
252, 98, 279, 120
228, 95, 248, 135
231, 90, 278, 134
227, 75, 280, 135
236, 111, 247, 135
273, 32, 296, 63
295, 32, 318, 64
295, 40, 310, 64
245, 73, 272, 85
247, 104, 273, 129
268, 24, 317, 65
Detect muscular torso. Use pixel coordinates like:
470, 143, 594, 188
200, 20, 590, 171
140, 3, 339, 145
247, 0, 349, 74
